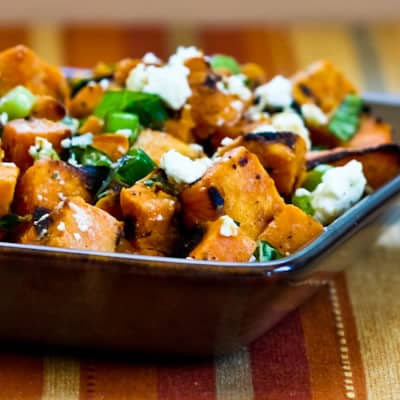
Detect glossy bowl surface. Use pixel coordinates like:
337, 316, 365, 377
0, 93, 399, 357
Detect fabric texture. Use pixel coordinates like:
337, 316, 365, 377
0, 23, 399, 400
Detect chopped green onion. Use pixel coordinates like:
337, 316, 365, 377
254, 240, 283, 262
0, 86, 36, 120
105, 111, 139, 132
29, 137, 60, 161
0, 214, 31, 232
80, 147, 113, 168
210, 54, 241, 75
292, 191, 314, 216
328, 94, 363, 141
94, 91, 169, 129
302, 164, 333, 192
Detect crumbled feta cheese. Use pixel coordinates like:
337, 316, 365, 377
251, 124, 276, 134
248, 255, 257, 262
142, 52, 161, 64
255, 75, 293, 109
310, 160, 367, 225
244, 106, 270, 122
57, 222, 66, 232
188, 143, 204, 153
69, 202, 92, 232
28, 137, 59, 161
61, 133, 93, 149
272, 110, 311, 149
99, 79, 111, 90
73, 233, 82, 241
219, 215, 239, 237
126, 63, 192, 110
221, 137, 234, 146
301, 104, 328, 127
217, 74, 252, 101
160, 150, 212, 184
231, 100, 244, 112
0, 112, 8, 125
168, 46, 203, 66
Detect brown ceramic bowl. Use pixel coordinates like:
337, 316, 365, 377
0, 93, 399, 357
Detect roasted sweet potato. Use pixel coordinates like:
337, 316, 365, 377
134, 129, 204, 165
0, 45, 69, 103
79, 115, 104, 134
164, 104, 196, 143
2, 118, 71, 171
69, 82, 104, 118
20, 196, 121, 252
15, 159, 92, 215
292, 60, 357, 113
92, 133, 129, 161
306, 144, 400, 189
95, 190, 123, 220
31, 95, 66, 121
120, 181, 180, 256
181, 147, 285, 239
0, 163, 19, 216
189, 216, 257, 262
258, 204, 324, 255
239, 132, 307, 199
344, 115, 393, 149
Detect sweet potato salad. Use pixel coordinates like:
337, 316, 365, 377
0, 45, 399, 262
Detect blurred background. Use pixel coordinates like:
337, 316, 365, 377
0, 0, 399, 93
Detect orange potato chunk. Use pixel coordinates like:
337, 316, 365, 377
92, 133, 129, 161
0, 162, 19, 216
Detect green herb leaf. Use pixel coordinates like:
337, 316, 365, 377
0, 86, 36, 120
210, 54, 241, 74
254, 240, 283, 262
0, 214, 31, 232
292, 191, 315, 216
94, 91, 169, 129
302, 164, 333, 192
328, 94, 363, 141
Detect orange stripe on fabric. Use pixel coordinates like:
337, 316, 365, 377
240, 26, 297, 79
62, 24, 131, 68
300, 275, 366, 400
80, 361, 157, 400
0, 353, 43, 400
0, 26, 28, 50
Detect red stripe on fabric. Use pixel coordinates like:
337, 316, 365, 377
250, 309, 312, 400
198, 26, 246, 63
126, 25, 169, 61
157, 360, 217, 400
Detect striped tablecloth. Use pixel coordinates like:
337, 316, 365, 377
0, 23, 399, 400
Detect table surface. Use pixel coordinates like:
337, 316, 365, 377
0, 22, 399, 400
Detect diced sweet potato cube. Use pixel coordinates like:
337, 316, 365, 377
0, 162, 19, 216
92, 133, 129, 161
32, 95, 66, 121
79, 115, 104, 134
120, 182, 180, 256
189, 217, 257, 262
95, 191, 123, 220
181, 147, 285, 239
164, 104, 196, 143
134, 129, 204, 165
20, 196, 121, 252
69, 82, 104, 118
258, 204, 324, 255
15, 159, 91, 215
0, 45, 69, 102
2, 118, 71, 171
292, 60, 357, 113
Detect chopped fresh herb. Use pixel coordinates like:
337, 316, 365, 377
94, 91, 169, 129
254, 240, 283, 262
292, 192, 314, 216
80, 147, 113, 168
0, 214, 31, 232
302, 164, 333, 192
328, 94, 363, 141
70, 74, 113, 97
0, 86, 36, 120
210, 54, 241, 74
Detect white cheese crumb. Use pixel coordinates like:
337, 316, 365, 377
69, 202, 92, 232
272, 109, 311, 149
301, 104, 328, 127
231, 100, 244, 112
142, 52, 161, 64
168, 46, 203, 66
126, 63, 192, 110
254, 75, 293, 109
249, 255, 257, 262
160, 150, 212, 184
37, 194, 44, 201
61, 133, 93, 149
73, 233, 82, 241
99, 79, 111, 90
28, 137, 59, 161
57, 222, 66, 232
155, 214, 164, 221
244, 106, 270, 121
0, 112, 8, 125
219, 215, 239, 237
216, 74, 252, 101
251, 124, 276, 134
221, 137, 234, 146
310, 160, 367, 225
188, 143, 204, 153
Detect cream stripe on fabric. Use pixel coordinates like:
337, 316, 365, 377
368, 24, 400, 94
166, 24, 200, 54
42, 357, 80, 400
215, 347, 254, 400
346, 205, 400, 399
289, 24, 364, 90
27, 24, 64, 65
